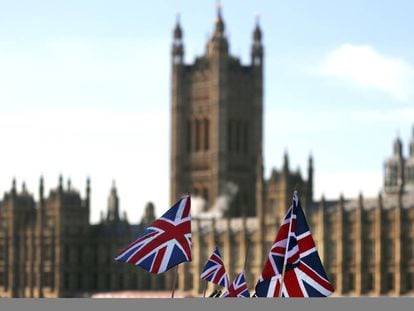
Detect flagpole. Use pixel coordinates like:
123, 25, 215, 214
278, 191, 296, 297
171, 265, 178, 298
202, 280, 208, 297
243, 240, 250, 272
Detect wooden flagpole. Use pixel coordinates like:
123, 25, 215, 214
278, 191, 297, 297
171, 265, 178, 298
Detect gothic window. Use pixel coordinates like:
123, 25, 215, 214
231, 244, 239, 267
0, 219, 6, 229
195, 119, 201, 151
227, 120, 233, 152
407, 272, 414, 291
408, 239, 414, 259
64, 273, 70, 290
387, 273, 394, 291
365, 240, 375, 262
24, 272, 29, 286
235, 121, 241, 152
77, 273, 82, 290
346, 241, 355, 261
203, 119, 209, 151
44, 272, 51, 287
268, 199, 276, 217
385, 239, 394, 260
327, 241, 336, 262
47, 216, 54, 228
44, 244, 53, 261
78, 246, 82, 264
106, 246, 111, 263
367, 273, 374, 291
0, 244, 4, 260
347, 273, 355, 291
93, 273, 98, 290
187, 120, 191, 153
243, 122, 249, 153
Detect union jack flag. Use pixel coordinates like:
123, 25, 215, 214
255, 192, 334, 297
223, 271, 250, 298
200, 246, 230, 289
114, 195, 192, 274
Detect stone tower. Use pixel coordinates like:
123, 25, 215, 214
384, 136, 405, 194
170, 7, 264, 217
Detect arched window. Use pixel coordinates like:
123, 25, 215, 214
187, 120, 191, 153
204, 119, 209, 151
243, 122, 249, 153
235, 121, 241, 152
195, 119, 201, 151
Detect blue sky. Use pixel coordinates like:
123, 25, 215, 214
0, 0, 413, 223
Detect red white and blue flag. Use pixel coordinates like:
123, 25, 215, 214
200, 246, 230, 289
114, 195, 192, 274
223, 271, 250, 298
255, 192, 334, 297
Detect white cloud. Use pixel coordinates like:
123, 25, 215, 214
350, 107, 414, 123
318, 43, 414, 101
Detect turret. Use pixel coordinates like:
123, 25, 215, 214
106, 180, 120, 223
58, 174, 63, 193
172, 13, 184, 65
283, 150, 289, 174
39, 176, 44, 201
141, 202, 156, 225
206, 2, 229, 57
405, 125, 414, 188
384, 136, 405, 194
11, 177, 16, 196
307, 153, 314, 205
251, 13, 263, 67
85, 177, 91, 209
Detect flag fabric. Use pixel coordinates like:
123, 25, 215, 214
223, 271, 250, 298
255, 192, 334, 297
200, 246, 230, 289
114, 195, 192, 274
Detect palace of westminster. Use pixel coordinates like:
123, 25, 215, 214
1, 8, 414, 297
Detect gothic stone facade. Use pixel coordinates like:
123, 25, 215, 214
1, 9, 414, 297
0, 179, 164, 297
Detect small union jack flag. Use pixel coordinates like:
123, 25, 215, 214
223, 271, 250, 298
200, 246, 230, 289
255, 192, 334, 297
114, 195, 192, 274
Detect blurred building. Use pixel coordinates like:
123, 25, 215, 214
0, 178, 166, 297
1, 6, 414, 298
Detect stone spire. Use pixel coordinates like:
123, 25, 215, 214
106, 180, 120, 223
207, 1, 229, 57
251, 12, 263, 66
172, 12, 184, 65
